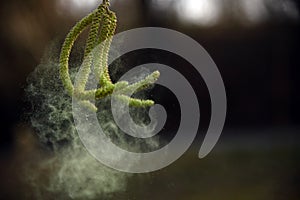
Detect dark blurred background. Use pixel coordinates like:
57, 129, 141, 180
0, 0, 299, 199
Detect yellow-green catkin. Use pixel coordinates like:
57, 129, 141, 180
59, 0, 160, 111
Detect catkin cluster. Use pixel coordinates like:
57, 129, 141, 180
59, 1, 160, 111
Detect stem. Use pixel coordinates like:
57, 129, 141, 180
102, 0, 110, 6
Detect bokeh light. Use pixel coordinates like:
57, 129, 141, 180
151, 0, 299, 26
175, 0, 221, 26
57, 0, 100, 16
